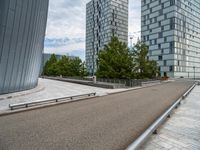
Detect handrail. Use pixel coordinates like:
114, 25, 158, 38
9, 92, 96, 110
126, 83, 196, 150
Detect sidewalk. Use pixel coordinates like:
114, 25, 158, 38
0, 78, 139, 112
141, 85, 200, 150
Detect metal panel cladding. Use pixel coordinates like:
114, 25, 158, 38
0, 0, 49, 94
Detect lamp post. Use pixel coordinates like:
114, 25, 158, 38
130, 37, 133, 48
193, 66, 196, 80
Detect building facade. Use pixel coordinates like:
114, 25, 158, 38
0, 0, 49, 94
141, 0, 200, 78
86, 0, 129, 75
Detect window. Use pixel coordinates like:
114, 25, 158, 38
154, 39, 157, 45
158, 21, 161, 26
158, 32, 163, 38
159, 10, 163, 15
177, 60, 180, 66
154, 17, 157, 22
170, 18, 175, 29
164, 60, 167, 66
164, 37, 167, 42
158, 44, 161, 49
158, 55, 163, 60
164, 14, 167, 19
169, 66, 173, 72
170, 0, 175, 6
147, 35, 149, 40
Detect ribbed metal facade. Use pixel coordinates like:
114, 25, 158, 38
0, 0, 49, 94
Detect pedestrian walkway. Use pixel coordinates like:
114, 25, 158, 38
141, 85, 200, 150
0, 78, 135, 112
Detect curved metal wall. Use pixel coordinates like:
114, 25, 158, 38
0, 0, 49, 94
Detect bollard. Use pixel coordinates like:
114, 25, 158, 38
93, 76, 96, 84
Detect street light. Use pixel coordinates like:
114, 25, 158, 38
130, 37, 133, 48
193, 66, 196, 80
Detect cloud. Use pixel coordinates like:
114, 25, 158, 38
44, 0, 141, 60
45, 37, 85, 48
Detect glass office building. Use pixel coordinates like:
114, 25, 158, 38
141, 0, 200, 78
0, 0, 49, 94
86, 0, 128, 75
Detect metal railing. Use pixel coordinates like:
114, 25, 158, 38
126, 83, 196, 150
9, 92, 96, 110
97, 78, 161, 87
43, 76, 162, 88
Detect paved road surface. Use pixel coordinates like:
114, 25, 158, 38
0, 81, 194, 150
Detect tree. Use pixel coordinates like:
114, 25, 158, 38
43, 54, 58, 76
56, 56, 70, 76
96, 37, 135, 79
69, 58, 82, 76
42, 54, 87, 77
80, 61, 88, 77
133, 41, 159, 79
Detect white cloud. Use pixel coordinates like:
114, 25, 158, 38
44, 0, 141, 60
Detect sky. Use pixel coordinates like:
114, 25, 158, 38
44, 0, 141, 60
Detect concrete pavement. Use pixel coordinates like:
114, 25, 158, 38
0, 81, 194, 150
0, 78, 137, 112
141, 85, 200, 150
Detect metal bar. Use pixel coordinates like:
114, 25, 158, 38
126, 83, 196, 150
9, 92, 96, 110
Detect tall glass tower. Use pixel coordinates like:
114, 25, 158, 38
0, 0, 49, 94
141, 0, 200, 78
86, 0, 129, 75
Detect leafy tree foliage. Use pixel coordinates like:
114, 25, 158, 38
43, 54, 58, 76
96, 37, 135, 79
96, 37, 159, 79
42, 54, 88, 77
133, 41, 159, 79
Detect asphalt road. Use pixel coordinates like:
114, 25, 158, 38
0, 81, 194, 150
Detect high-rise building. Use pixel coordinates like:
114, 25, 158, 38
141, 0, 200, 78
0, 0, 49, 94
86, 0, 129, 75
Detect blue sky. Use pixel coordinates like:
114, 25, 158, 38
44, 0, 141, 60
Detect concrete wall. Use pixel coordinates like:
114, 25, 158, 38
0, 0, 49, 94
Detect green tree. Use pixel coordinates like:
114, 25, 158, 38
80, 61, 88, 77
69, 58, 82, 76
56, 56, 70, 76
96, 37, 135, 79
43, 54, 58, 76
133, 41, 159, 79
43, 55, 85, 77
